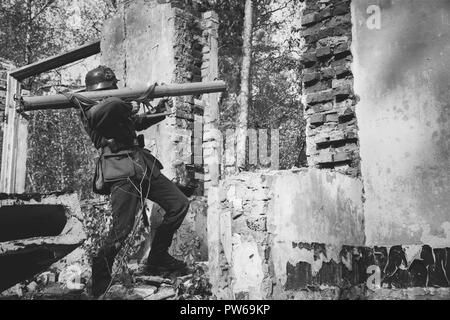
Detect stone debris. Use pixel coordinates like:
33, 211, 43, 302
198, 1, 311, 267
102, 285, 140, 300
134, 275, 173, 286
133, 285, 158, 299
0, 284, 23, 299
144, 286, 176, 301
0, 261, 212, 300
26, 282, 38, 293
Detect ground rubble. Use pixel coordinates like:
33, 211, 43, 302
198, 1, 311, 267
0, 261, 212, 301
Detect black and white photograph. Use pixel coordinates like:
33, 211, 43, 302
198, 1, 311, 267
0, 0, 449, 311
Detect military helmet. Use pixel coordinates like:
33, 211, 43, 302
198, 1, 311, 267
85, 65, 119, 91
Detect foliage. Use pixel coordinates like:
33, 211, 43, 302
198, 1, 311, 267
214, 0, 306, 169
80, 199, 112, 259
0, 0, 117, 198
0, 0, 307, 198
0, 0, 116, 66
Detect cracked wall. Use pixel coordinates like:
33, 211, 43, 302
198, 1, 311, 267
210, 169, 365, 299
210, 169, 450, 299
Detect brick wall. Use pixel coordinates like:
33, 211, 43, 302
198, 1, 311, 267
301, 0, 360, 177
171, 2, 206, 192
201, 10, 220, 194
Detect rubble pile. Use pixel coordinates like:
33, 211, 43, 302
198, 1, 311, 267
0, 262, 212, 300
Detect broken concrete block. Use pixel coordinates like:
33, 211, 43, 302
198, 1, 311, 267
0, 193, 86, 293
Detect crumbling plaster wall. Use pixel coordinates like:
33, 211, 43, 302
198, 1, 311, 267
208, 0, 450, 300
211, 168, 450, 299
352, 0, 450, 246
210, 169, 365, 299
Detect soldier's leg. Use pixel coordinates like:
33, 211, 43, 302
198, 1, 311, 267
145, 174, 190, 267
92, 180, 141, 297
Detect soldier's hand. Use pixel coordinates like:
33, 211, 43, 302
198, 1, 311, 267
130, 101, 140, 114
155, 98, 170, 114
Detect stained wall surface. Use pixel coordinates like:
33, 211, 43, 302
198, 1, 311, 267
352, 0, 450, 246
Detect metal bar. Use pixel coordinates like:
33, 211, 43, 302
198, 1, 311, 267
10, 41, 101, 81
21, 81, 227, 111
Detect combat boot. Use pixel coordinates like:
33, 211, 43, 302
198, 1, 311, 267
91, 254, 114, 298
145, 251, 187, 274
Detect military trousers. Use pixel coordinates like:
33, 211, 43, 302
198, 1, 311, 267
97, 172, 190, 264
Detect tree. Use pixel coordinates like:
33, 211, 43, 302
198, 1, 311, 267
0, 0, 117, 198
250, 0, 306, 169
215, 0, 305, 170
236, 0, 253, 169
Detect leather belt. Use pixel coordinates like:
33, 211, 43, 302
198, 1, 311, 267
100, 134, 145, 153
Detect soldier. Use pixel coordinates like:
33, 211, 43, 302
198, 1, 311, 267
78, 65, 191, 298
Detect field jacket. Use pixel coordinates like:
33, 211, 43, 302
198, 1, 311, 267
79, 97, 166, 194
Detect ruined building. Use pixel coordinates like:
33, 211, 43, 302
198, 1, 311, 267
1, 0, 450, 300
97, 0, 450, 300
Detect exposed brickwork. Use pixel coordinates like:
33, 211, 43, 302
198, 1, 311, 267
201, 10, 220, 193
171, 1, 210, 193
301, 0, 360, 177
